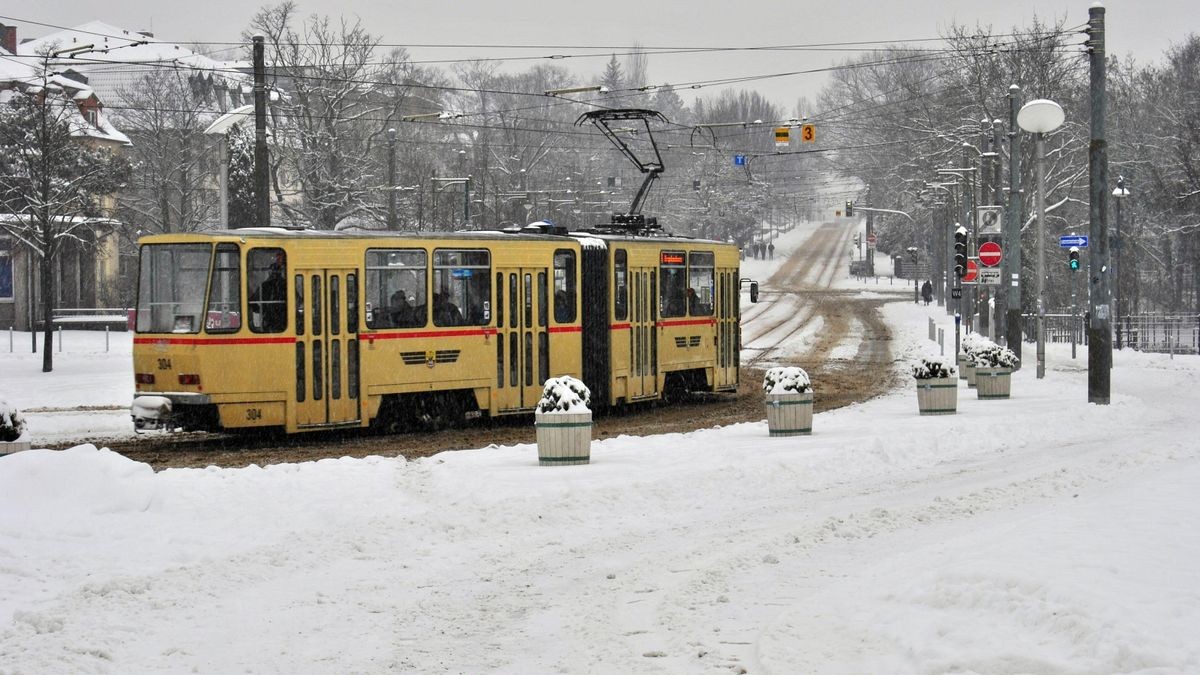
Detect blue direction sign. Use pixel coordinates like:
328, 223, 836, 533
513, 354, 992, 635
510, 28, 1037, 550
1059, 235, 1089, 248
734, 154, 746, 166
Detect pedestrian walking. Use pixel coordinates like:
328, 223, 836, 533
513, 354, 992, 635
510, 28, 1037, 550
921, 280, 933, 305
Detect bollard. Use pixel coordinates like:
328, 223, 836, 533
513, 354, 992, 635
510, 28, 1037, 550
938, 328, 945, 355
929, 318, 935, 341
8, 326, 12, 353
105, 325, 110, 352
58, 325, 63, 352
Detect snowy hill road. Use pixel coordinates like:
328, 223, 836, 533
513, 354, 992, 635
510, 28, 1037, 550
742, 221, 902, 408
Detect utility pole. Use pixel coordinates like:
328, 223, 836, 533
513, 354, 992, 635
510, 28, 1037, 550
978, 122, 991, 338
252, 34, 270, 228
963, 143, 975, 333
386, 128, 397, 230
992, 118, 1005, 340
1006, 86, 1024, 367
1087, 3, 1112, 404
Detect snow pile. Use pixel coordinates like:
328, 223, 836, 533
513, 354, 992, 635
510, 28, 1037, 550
536, 375, 591, 413
0, 445, 160, 520
0, 400, 28, 442
763, 365, 811, 394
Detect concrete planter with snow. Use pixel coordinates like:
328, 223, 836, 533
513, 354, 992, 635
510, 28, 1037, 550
763, 367, 813, 437
912, 353, 958, 415
974, 367, 1013, 399
534, 376, 592, 466
0, 400, 31, 456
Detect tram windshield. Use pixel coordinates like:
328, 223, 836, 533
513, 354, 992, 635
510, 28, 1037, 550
136, 244, 211, 333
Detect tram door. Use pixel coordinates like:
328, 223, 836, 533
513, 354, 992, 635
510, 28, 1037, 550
295, 268, 361, 427
715, 269, 738, 388
628, 267, 658, 399
495, 268, 550, 410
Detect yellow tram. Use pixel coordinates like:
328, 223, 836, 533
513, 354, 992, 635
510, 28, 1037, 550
130, 225, 743, 434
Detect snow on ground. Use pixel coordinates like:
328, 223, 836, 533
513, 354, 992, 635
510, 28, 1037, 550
3, 248, 1200, 672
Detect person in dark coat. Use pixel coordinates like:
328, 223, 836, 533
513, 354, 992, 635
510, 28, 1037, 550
921, 280, 933, 305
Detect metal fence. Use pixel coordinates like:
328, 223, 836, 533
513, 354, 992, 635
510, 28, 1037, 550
1020, 313, 1199, 354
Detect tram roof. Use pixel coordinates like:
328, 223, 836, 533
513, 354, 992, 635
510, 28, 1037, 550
139, 226, 731, 248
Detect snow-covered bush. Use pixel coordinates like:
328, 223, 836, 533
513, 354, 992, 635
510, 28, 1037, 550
911, 352, 957, 379
762, 366, 811, 394
1, 400, 28, 442
536, 376, 592, 414
961, 332, 986, 361
968, 339, 1019, 369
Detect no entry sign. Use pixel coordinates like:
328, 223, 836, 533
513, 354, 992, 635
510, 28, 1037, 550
963, 259, 979, 283
978, 241, 1002, 267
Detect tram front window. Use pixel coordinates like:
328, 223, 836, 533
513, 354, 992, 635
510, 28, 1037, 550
136, 244, 211, 333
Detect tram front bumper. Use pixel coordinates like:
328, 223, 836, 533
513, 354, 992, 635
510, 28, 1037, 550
131, 392, 212, 431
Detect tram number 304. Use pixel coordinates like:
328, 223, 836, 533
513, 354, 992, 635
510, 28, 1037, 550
246, 408, 263, 421
157, 358, 172, 370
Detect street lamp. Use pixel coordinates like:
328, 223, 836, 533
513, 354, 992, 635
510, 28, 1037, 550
1111, 176, 1129, 348
1017, 98, 1065, 379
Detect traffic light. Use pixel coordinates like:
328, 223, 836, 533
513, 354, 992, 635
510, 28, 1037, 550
1068, 246, 1080, 271
953, 226, 968, 278
845, 201, 854, 217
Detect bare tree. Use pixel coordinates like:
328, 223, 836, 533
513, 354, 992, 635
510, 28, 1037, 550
115, 69, 218, 234
247, 2, 436, 230
0, 62, 130, 372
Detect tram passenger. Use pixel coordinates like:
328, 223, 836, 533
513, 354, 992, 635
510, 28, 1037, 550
389, 290, 414, 327
433, 292, 463, 326
250, 258, 287, 332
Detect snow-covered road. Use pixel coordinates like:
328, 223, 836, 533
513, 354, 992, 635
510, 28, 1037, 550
2, 221, 1199, 673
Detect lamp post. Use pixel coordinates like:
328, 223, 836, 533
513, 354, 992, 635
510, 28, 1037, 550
1017, 98, 1065, 379
1112, 176, 1129, 349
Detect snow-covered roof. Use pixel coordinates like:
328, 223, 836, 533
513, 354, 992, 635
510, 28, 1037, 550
2, 68, 131, 146
0, 47, 34, 81
17, 21, 249, 111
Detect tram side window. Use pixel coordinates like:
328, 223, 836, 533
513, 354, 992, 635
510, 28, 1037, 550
614, 249, 628, 321
248, 248, 287, 333
659, 250, 688, 318
553, 249, 576, 323
136, 243, 209, 333
204, 244, 241, 332
365, 249, 426, 329
688, 251, 715, 316
433, 249, 491, 327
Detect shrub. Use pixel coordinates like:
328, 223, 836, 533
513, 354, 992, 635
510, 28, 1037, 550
968, 339, 1020, 369
911, 353, 957, 379
0, 400, 28, 442
536, 376, 592, 414
762, 366, 812, 394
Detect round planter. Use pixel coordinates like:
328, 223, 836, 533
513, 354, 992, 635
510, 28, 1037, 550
964, 362, 977, 388
534, 411, 592, 466
974, 367, 1012, 399
0, 440, 32, 457
915, 378, 958, 415
765, 391, 813, 437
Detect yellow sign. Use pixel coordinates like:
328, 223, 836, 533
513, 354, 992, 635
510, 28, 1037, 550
774, 127, 790, 147
801, 124, 816, 143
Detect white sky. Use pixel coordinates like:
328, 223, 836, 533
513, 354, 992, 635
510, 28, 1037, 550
8, 0, 1195, 114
